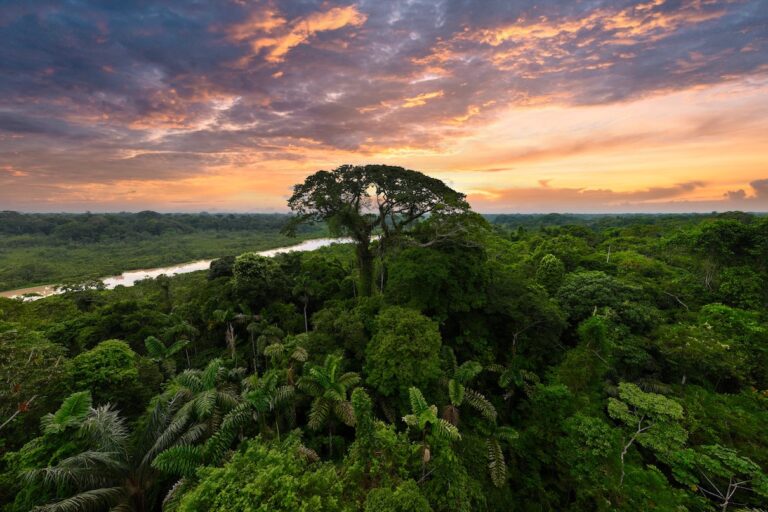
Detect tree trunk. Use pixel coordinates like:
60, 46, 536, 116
356, 241, 374, 297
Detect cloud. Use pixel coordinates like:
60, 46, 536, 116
0, 0, 766, 210
751, 178, 768, 198
468, 179, 768, 213
231, 4, 367, 63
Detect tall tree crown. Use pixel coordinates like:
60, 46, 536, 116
285, 164, 469, 239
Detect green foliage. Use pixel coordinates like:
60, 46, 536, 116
533, 234, 592, 271
364, 480, 432, 512
669, 444, 768, 510
0, 329, 67, 448
402, 387, 460, 442
66, 339, 158, 416
718, 265, 765, 309
608, 382, 687, 454
40, 391, 92, 435
233, 252, 289, 307
365, 307, 442, 399
557, 270, 659, 331
285, 164, 470, 296
3, 210, 768, 511
386, 245, 487, 321
535, 253, 566, 293
176, 436, 350, 512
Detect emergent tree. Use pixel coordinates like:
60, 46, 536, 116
285, 164, 469, 296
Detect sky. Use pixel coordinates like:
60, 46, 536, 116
1, 0, 767, 213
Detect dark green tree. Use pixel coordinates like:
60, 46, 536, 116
285, 165, 469, 296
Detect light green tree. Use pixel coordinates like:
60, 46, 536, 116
669, 444, 768, 511
607, 382, 687, 485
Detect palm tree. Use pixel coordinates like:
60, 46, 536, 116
212, 308, 238, 362
165, 358, 242, 439
479, 422, 518, 488
402, 386, 461, 479
163, 316, 199, 369
28, 391, 193, 512
262, 334, 308, 384
440, 352, 497, 426
297, 354, 359, 456
243, 369, 296, 440
233, 304, 261, 370
144, 335, 189, 378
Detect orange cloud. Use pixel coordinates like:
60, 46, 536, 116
402, 90, 444, 108
232, 5, 367, 64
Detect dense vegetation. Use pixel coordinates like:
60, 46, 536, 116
1, 166, 767, 511
0, 212, 322, 291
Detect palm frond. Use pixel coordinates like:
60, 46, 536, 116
297, 377, 322, 396
32, 487, 126, 512
290, 346, 308, 362
201, 359, 225, 388
173, 371, 202, 393
32, 451, 126, 490
496, 426, 519, 443
463, 388, 497, 422
204, 403, 252, 464
454, 360, 483, 383
41, 392, 92, 435
81, 406, 129, 454
333, 401, 356, 427
448, 379, 465, 406
407, 387, 429, 416
296, 444, 319, 463
402, 414, 419, 429
215, 389, 241, 412
193, 389, 217, 419
308, 398, 331, 430
152, 445, 204, 477
176, 423, 208, 446
435, 418, 461, 441
273, 385, 295, 408
161, 478, 189, 512
487, 437, 507, 488
167, 339, 190, 357
144, 336, 166, 359
337, 372, 361, 388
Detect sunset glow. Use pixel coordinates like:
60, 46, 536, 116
1, 1, 766, 212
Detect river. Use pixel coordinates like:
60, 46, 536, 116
0, 237, 351, 301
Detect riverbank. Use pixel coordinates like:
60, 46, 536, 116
0, 228, 327, 293
0, 237, 350, 300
